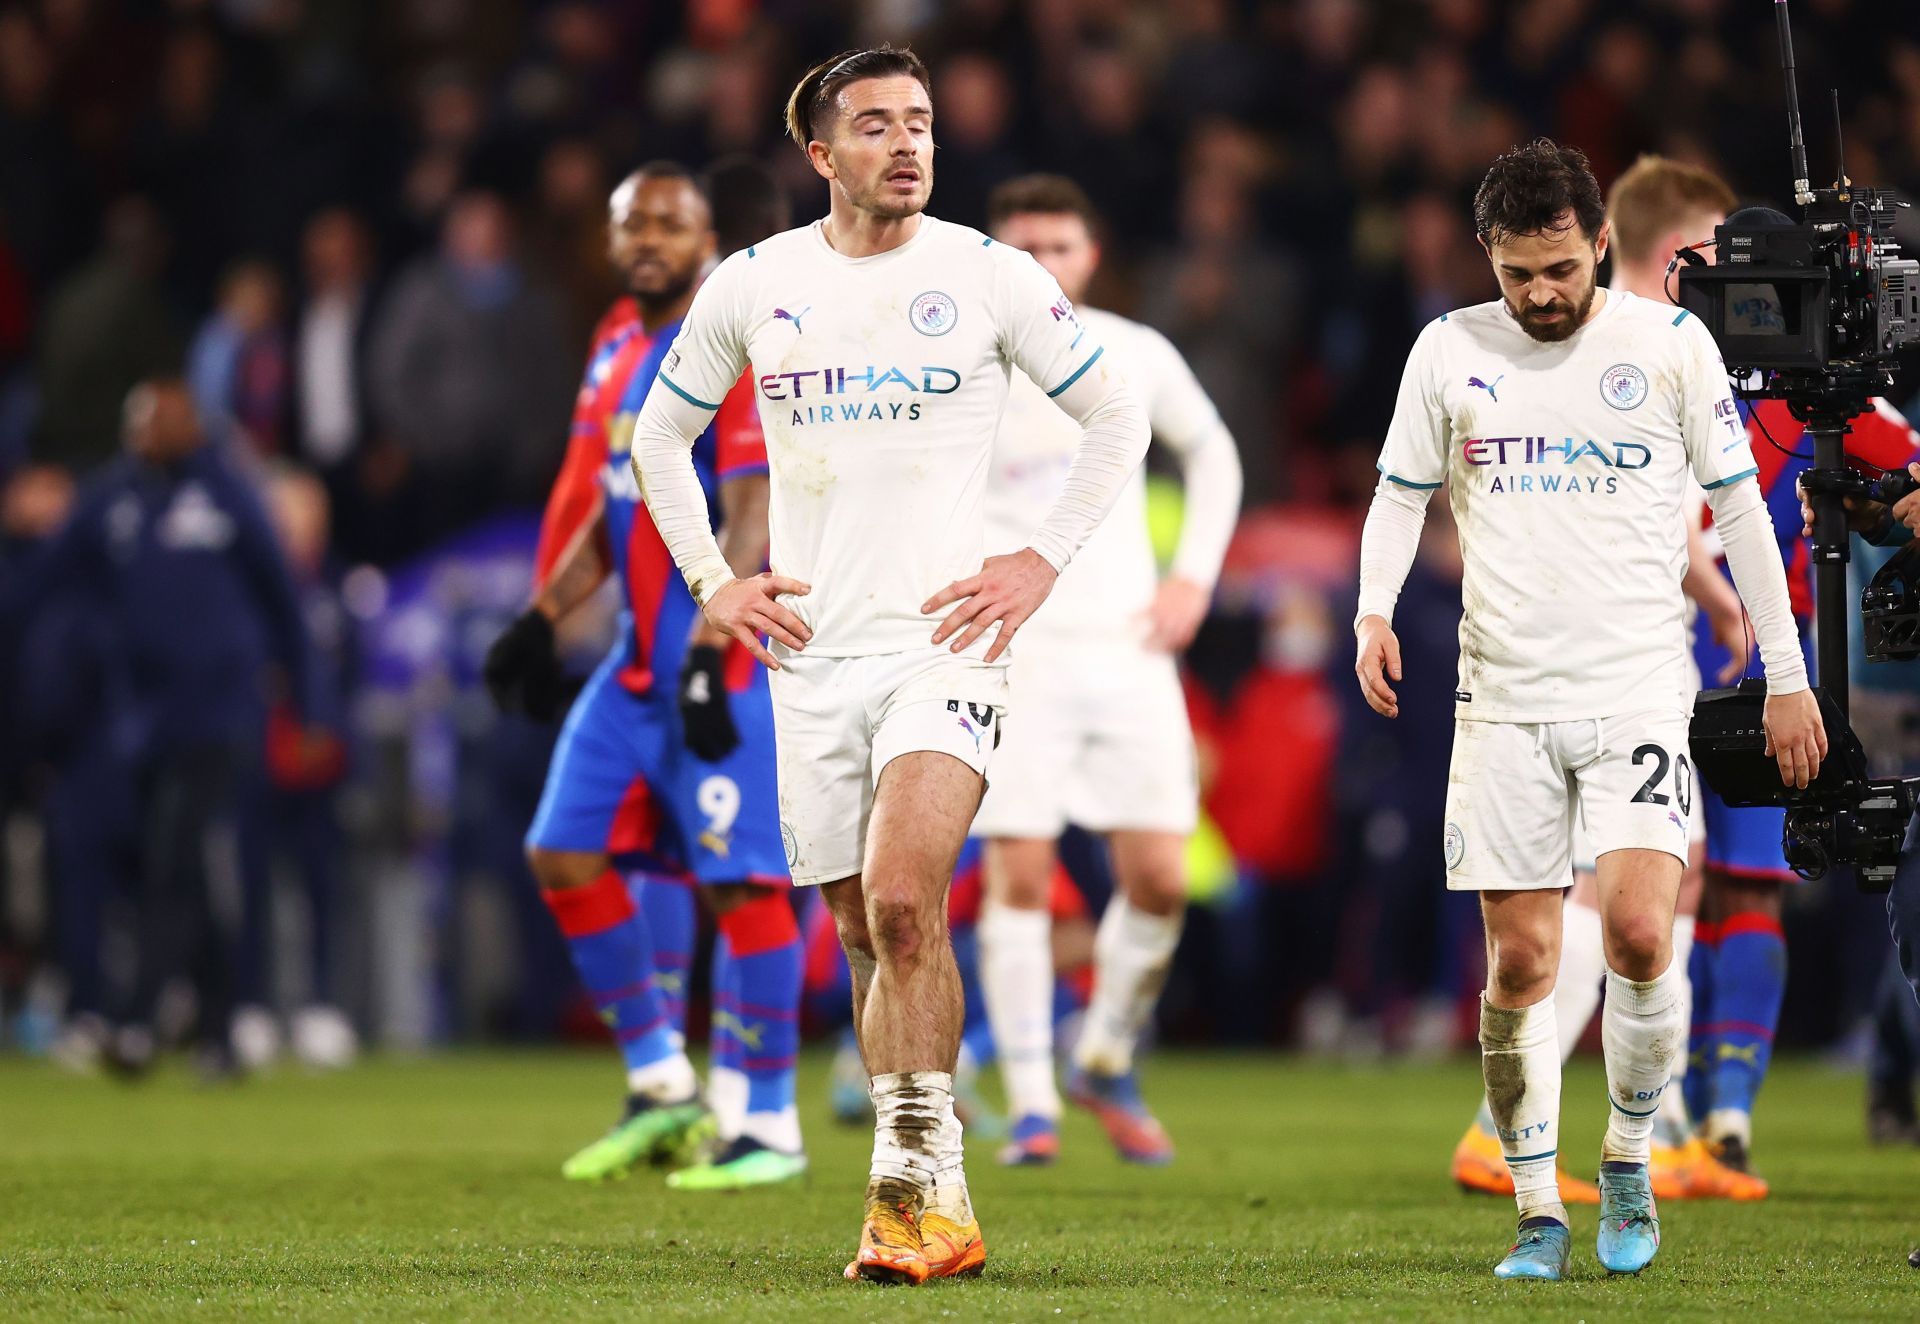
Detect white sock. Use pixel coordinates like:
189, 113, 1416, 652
740, 1103, 803, 1155
1705, 1107, 1753, 1148
707, 1064, 747, 1141
1601, 961, 1684, 1164
1480, 995, 1566, 1226
927, 1091, 974, 1224
1073, 899, 1182, 1077
627, 1052, 698, 1104
868, 1070, 948, 1200
978, 902, 1060, 1121
1655, 916, 1697, 1146
1553, 899, 1606, 1063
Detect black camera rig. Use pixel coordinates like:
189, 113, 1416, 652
1677, 0, 1920, 888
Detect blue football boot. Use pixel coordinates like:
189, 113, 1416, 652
1493, 1220, 1571, 1281
1596, 1162, 1661, 1273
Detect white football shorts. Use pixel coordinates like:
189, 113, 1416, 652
768, 644, 1008, 887
972, 632, 1198, 839
1444, 708, 1695, 891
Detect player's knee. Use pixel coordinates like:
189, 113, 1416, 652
526, 846, 601, 892
1486, 940, 1556, 1005
867, 887, 937, 966
1605, 914, 1671, 980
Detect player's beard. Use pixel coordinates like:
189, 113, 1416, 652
629, 264, 697, 310
853, 162, 932, 220
1510, 273, 1596, 344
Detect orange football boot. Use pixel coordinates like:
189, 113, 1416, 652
1678, 1135, 1768, 1200
844, 1181, 930, 1286
920, 1211, 987, 1279
1450, 1122, 1600, 1204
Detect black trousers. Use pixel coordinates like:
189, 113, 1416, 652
121, 741, 245, 1041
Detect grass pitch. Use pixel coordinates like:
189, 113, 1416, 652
1, 1050, 1915, 1320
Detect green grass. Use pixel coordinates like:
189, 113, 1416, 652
1, 1050, 1915, 1320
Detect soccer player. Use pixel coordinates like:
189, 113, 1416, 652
485, 162, 807, 1191
1354, 139, 1824, 1281
1449, 154, 1766, 1204
628, 46, 1149, 1285
966, 174, 1242, 1167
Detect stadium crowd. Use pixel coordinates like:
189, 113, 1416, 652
0, 0, 1917, 1109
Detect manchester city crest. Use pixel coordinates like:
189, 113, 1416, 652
910, 289, 957, 336
1443, 821, 1465, 870
1600, 362, 1648, 410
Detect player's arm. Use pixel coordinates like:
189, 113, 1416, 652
679, 379, 773, 760
925, 255, 1150, 661
1682, 321, 1824, 786
483, 498, 607, 721
1138, 329, 1244, 652
1354, 320, 1448, 719
1683, 520, 1750, 685
629, 257, 808, 671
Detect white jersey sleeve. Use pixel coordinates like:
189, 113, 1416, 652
1375, 318, 1451, 491
1676, 312, 1759, 490
994, 251, 1149, 572
630, 253, 751, 603
1131, 324, 1242, 592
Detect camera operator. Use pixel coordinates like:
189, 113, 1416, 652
1798, 448, 1920, 1005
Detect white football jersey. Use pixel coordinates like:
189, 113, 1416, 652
651, 217, 1114, 656
1375, 290, 1756, 722
986, 307, 1222, 638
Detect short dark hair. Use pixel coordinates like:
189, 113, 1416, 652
1473, 138, 1607, 246
784, 45, 931, 150
700, 154, 790, 256
986, 174, 1102, 234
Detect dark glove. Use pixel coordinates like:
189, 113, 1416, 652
678, 644, 739, 761
484, 608, 570, 722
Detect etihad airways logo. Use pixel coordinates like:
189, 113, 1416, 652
1463, 435, 1652, 496
761, 363, 962, 425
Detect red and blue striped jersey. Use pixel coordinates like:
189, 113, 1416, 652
1702, 398, 1920, 620
534, 301, 767, 695
602, 315, 765, 694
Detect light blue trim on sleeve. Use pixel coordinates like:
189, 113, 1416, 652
1672, 309, 1692, 326
1046, 345, 1104, 398
1702, 465, 1759, 490
659, 375, 721, 411
1375, 462, 1444, 491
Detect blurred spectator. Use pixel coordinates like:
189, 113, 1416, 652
187, 258, 290, 458
253, 462, 358, 1069
365, 191, 574, 552
294, 209, 376, 472
6, 379, 314, 1075
34, 198, 180, 473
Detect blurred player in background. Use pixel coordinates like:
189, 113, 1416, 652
629, 46, 1148, 1284
1355, 140, 1823, 1281
1449, 154, 1764, 1203
485, 161, 807, 1192
970, 174, 1241, 1167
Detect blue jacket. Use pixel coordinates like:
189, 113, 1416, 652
6, 446, 314, 748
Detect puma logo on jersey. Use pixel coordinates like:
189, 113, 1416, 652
773, 305, 810, 334
1468, 373, 1504, 402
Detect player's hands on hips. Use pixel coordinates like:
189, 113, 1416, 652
677, 644, 740, 761
1144, 575, 1210, 652
1762, 687, 1827, 789
923, 548, 1058, 663
702, 573, 811, 671
1354, 613, 1403, 718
